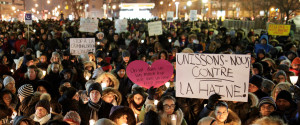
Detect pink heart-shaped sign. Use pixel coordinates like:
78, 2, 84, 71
126, 60, 174, 89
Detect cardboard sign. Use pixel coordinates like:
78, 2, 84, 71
167, 11, 174, 22
126, 60, 173, 89
25, 13, 32, 25
79, 18, 98, 33
148, 21, 163, 36
70, 38, 95, 55
176, 53, 251, 102
268, 24, 291, 36
115, 19, 128, 33
189, 10, 197, 21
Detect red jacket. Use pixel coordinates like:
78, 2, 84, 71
14, 39, 28, 53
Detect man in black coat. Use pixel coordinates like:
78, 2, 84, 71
78, 83, 113, 125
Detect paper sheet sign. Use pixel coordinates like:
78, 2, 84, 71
148, 21, 163, 36
176, 53, 250, 102
115, 19, 128, 33
126, 60, 173, 89
189, 10, 197, 21
268, 24, 291, 36
79, 18, 98, 33
70, 38, 95, 55
167, 11, 174, 22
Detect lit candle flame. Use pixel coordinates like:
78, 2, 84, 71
10, 69, 14, 73
89, 119, 95, 125
85, 76, 90, 80
97, 42, 100, 45
102, 83, 107, 88
154, 100, 159, 105
165, 82, 170, 88
42, 71, 46, 76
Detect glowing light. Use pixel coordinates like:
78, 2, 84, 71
85, 76, 90, 80
35, 4, 38, 7
101, 83, 107, 88
89, 119, 95, 125
42, 71, 46, 76
270, 7, 275, 12
290, 76, 298, 85
160, 1, 163, 5
154, 100, 159, 105
12, 6, 16, 10
47, 0, 50, 4
58, 5, 60, 8
165, 82, 170, 88
187, 1, 192, 6
112, 5, 116, 9
169, 4, 171, 6
10, 69, 14, 73
202, 0, 208, 3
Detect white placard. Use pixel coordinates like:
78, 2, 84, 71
176, 53, 251, 102
189, 10, 197, 21
167, 11, 174, 22
79, 18, 98, 33
115, 19, 128, 33
25, 13, 32, 25
70, 38, 95, 55
148, 21, 163, 36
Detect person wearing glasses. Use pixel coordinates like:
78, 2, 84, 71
157, 95, 187, 125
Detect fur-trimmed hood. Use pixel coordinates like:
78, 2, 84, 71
248, 92, 259, 108
95, 72, 119, 89
83, 61, 96, 69
102, 87, 122, 106
208, 109, 241, 125
158, 108, 184, 125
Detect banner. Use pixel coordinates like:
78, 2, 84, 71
79, 18, 98, 33
167, 11, 174, 22
148, 21, 163, 36
115, 19, 128, 33
189, 10, 197, 21
268, 24, 291, 36
176, 53, 251, 102
70, 38, 95, 55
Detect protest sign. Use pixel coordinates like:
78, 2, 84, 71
167, 11, 174, 22
268, 24, 291, 36
25, 13, 32, 25
148, 21, 163, 36
79, 18, 98, 33
115, 19, 128, 33
176, 53, 251, 102
70, 38, 95, 55
189, 10, 197, 21
126, 60, 173, 89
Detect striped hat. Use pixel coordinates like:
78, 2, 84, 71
18, 84, 34, 98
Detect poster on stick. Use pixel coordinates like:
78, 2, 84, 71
115, 19, 128, 33
79, 18, 98, 33
268, 24, 291, 36
148, 21, 163, 36
70, 38, 95, 55
126, 60, 173, 89
176, 53, 251, 102
189, 10, 197, 21
166, 11, 174, 22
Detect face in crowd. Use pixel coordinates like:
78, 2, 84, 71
260, 104, 275, 117
214, 105, 229, 123
90, 90, 101, 103
163, 99, 176, 115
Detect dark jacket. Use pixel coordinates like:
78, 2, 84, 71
18, 92, 41, 117
78, 100, 113, 125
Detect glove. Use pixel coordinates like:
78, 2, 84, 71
207, 93, 221, 110
147, 86, 156, 100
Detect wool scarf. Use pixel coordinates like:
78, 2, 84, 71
88, 100, 102, 120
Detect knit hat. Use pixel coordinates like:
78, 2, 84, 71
122, 50, 130, 57
292, 57, 300, 65
88, 83, 102, 96
18, 84, 34, 98
3, 76, 15, 87
258, 97, 276, 110
276, 90, 294, 105
275, 70, 287, 80
262, 79, 275, 90
277, 64, 289, 72
249, 75, 263, 88
92, 68, 104, 79
35, 100, 50, 113
252, 63, 263, 75
63, 111, 81, 125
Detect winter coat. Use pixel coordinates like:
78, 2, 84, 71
18, 92, 42, 117
78, 100, 113, 125
115, 75, 133, 106
177, 98, 205, 125
13, 116, 37, 125
102, 87, 122, 106
202, 109, 241, 125
14, 39, 27, 53
30, 113, 63, 125
254, 35, 273, 54
95, 72, 119, 90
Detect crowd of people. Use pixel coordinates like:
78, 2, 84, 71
0, 18, 299, 125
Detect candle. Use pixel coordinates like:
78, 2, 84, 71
96, 42, 100, 45
42, 70, 46, 76
165, 82, 170, 88
290, 76, 298, 85
10, 69, 14, 73
171, 114, 176, 125
89, 119, 95, 125
101, 82, 107, 88
154, 100, 159, 105
85, 76, 90, 80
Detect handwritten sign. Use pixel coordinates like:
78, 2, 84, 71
189, 10, 197, 21
79, 18, 98, 33
115, 19, 128, 33
148, 21, 163, 36
268, 24, 291, 36
70, 38, 95, 55
126, 60, 173, 89
167, 11, 174, 22
176, 53, 251, 102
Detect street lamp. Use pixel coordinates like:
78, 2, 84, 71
172, 0, 175, 2
169, 3, 171, 6
47, 0, 50, 4
112, 5, 116, 9
12, 6, 16, 10
160, 1, 163, 5
35, 4, 38, 7
187, 1, 192, 6
202, 0, 208, 3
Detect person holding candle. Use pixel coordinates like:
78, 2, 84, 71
127, 86, 148, 122
157, 95, 187, 125
102, 87, 122, 106
109, 106, 136, 125
78, 83, 113, 125
95, 72, 119, 90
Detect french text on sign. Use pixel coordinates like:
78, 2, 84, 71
176, 53, 250, 102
